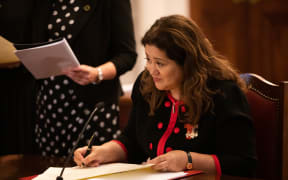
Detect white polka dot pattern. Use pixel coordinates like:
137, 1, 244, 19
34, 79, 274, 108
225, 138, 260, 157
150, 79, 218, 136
35, 76, 120, 157
65, 13, 70, 17
48, 24, 53, 29
67, 34, 72, 39
74, 6, 79, 12
56, 18, 62, 23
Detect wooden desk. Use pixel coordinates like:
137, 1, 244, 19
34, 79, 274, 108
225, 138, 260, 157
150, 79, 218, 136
0, 154, 263, 180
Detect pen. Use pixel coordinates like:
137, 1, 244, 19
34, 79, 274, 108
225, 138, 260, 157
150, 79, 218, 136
81, 132, 96, 167
81, 132, 97, 167
84, 132, 97, 157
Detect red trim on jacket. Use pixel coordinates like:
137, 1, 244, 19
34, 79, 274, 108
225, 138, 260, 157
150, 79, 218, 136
111, 140, 128, 160
157, 94, 181, 156
211, 154, 222, 176
19, 175, 38, 180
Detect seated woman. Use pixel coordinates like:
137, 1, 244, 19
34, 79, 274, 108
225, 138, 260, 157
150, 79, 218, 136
73, 15, 257, 177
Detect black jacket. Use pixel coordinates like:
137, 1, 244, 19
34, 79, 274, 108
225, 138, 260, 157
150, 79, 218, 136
117, 73, 257, 177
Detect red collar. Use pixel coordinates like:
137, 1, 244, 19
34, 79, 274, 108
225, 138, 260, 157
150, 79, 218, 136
167, 93, 183, 105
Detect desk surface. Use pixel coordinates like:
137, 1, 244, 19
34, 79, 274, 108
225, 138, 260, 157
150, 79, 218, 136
0, 154, 263, 180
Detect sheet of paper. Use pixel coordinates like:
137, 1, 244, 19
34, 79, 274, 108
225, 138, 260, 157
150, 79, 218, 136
14, 38, 80, 79
0, 36, 20, 65
33, 163, 153, 180
88, 167, 188, 180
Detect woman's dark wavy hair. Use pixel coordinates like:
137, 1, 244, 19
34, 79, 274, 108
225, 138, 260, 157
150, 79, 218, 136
140, 15, 246, 125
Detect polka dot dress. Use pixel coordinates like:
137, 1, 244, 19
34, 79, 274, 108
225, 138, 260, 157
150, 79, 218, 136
35, 0, 121, 157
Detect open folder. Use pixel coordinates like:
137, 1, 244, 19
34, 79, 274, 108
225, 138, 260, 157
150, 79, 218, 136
0, 36, 20, 67
33, 163, 202, 180
14, 38, 80, 79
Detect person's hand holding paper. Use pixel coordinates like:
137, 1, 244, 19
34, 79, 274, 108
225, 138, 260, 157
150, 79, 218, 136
63, 65, 99, 86
14, 38, 80, 79
63, 61, 117, 86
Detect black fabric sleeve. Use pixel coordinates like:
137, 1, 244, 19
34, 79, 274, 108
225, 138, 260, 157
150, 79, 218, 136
116, 73, 146, 163
213, 81, 257, 176
109, 0, 137, 76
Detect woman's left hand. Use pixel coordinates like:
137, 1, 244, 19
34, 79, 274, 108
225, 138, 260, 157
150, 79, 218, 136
147, 150, 187, 172
63, 65, 98, 85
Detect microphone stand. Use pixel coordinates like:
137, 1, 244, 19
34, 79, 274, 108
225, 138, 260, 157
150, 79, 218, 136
56, 102, 105, 180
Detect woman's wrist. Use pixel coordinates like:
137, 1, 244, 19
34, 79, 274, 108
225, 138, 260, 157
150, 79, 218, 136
94, 67, 103, 84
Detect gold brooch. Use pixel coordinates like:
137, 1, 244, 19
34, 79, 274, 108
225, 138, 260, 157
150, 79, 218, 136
184, 124, 198, 139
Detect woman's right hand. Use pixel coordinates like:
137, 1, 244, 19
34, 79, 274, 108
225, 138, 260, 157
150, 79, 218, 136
74, 145, 108, 167
74, 141, 127, 167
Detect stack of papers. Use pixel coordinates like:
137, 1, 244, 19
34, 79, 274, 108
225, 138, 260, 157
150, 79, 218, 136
14, 38, 80, 79
33, 163, 201, 180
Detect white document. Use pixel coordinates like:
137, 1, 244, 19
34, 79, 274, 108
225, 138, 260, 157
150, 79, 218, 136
33, 163, 188, 180
14, 38, 80, 79
89, 168, 188, 180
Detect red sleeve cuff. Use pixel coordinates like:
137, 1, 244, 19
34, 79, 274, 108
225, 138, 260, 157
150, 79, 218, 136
111, 140, 128, 160
19, 175, 38, 180
211, 154, 222, 176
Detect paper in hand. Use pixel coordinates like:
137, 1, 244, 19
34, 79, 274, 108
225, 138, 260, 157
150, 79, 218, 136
14, 38, 80, 79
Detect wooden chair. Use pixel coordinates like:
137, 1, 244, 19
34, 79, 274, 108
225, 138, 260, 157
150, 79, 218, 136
119, 90, 132, 130
240, 73, 288, 180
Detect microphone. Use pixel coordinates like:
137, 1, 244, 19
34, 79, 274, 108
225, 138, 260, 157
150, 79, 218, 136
56, 102, 105, 180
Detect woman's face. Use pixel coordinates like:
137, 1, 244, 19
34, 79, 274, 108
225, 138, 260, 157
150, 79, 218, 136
145, 44, 184, 99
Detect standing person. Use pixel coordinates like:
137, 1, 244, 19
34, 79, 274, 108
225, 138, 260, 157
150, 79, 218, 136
32, 0, 137, 157
74, 15, 257, 177
0, 0, 37, 155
